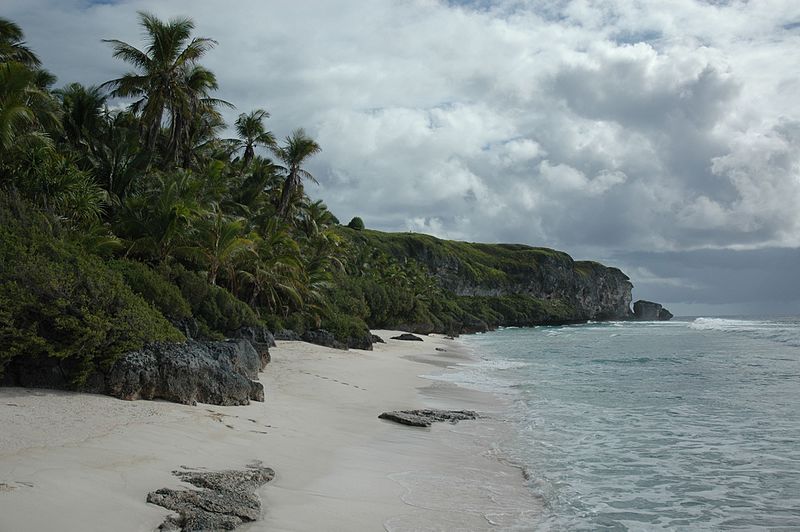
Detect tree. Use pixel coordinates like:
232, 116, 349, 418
102, 12, 217, 159
271, 128, 321, 221
0, 18, 40, 67
192, 203, 251, 285
347, 216, 365, 230
55, 83, 107, 150
234, 109, 276, 168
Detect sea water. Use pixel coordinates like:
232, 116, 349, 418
447, 317, 800, 530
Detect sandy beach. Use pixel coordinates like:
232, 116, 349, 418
0, 332, 541, 531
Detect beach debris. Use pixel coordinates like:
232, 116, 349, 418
147, 462, 275, 531
390, 333, 424, 341
379, 409, 478, 427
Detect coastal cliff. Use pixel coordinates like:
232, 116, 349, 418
333, 228, 635, 333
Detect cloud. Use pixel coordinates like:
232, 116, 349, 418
6, 0, 800, 309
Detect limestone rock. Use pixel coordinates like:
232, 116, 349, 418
231, 327, 272, 368
390, 333, 424, 341
274, 329, 301, 341
378, 409, 478, 427
147, 462, 275, 531
105, 339, 264, 406
633, 300, 673, 321
302, 329, 344, 349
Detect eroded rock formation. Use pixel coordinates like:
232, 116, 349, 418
147, 462, 275, 531
379, 409, 478, 427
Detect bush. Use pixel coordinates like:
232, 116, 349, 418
109, 259, 192, 321
346, 216, 365, 230
321, 313, 370, 344
167, 264, 261, 337
0, 192, 183, 387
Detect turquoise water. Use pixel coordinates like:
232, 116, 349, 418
455, 318, 800, 530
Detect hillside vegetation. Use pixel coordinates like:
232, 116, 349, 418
0, 13, 632, 388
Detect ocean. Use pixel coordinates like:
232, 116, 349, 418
445, 317, 800, 530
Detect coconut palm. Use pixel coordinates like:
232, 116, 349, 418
271, 128, 321, 221
191, 203, 252, 285
0, 62, 59, 153
0, 18, 40, 67
234, 109, 275, 168
102, 12, 217, 158
55, 83, 107, 150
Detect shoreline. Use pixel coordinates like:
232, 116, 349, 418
0, 330, 540, 531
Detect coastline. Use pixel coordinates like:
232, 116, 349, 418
0, 331, 540, 531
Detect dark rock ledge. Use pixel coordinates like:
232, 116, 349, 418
379, 409, 478, 427
147, 462, 275, 531
390, 333, 424, 342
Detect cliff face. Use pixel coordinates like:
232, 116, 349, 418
401, 244, 632, 321
341, 230, 634, 322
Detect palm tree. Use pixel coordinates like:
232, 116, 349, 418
234, 109, 275, 168
0, 18, 40, 66
192, 203, 251, 285
55, 83, 107, 150
0, 62, 59, 153
167, 64, 232, 167
102, 12, 217, 158
271, 128, 321, 221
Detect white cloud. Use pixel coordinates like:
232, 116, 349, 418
6, 0, 800, 305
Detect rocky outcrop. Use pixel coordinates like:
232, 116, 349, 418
274, 329, 301, 341
105, 339, 264, 406
367, 236, 633, 322
371, 334, 385, 344
147, 462, 275, 531
633, 300, 673, 321
391, 333, 424, 341
302, 329, 343, 349
378, 409, 478, 427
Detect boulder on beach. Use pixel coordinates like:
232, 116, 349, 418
105, 339, 264, 406
147, 462, 275, 531
391, 333, 424, 341
378, 409, 478, 427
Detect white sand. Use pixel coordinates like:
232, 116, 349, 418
0, 331, 541, 531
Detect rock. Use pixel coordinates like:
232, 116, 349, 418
435, 347, 447, 352
147, 462, 275, 531
232, 326, 276, 348
391, 333, 424, 341
274, 329, 301, 341
378, 409, 478, 427
105, 339, 264, 406
346, 332, 373, 351
371, 334, 385, 344
231, 326, 273, 369
302, 329, 346, 349
633, 300, 673, 321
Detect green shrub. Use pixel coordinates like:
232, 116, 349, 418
346, 216, 365, 230
321, 313, 370, 343
0, 192, 183, 387
166, 264, 261, 336
109, 259, 192, 321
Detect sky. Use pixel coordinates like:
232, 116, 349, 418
6, 0, 800, 316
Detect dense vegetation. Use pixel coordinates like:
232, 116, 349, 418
0, 14, 605, 387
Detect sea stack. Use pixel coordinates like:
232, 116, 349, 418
633, 300, 673, 321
